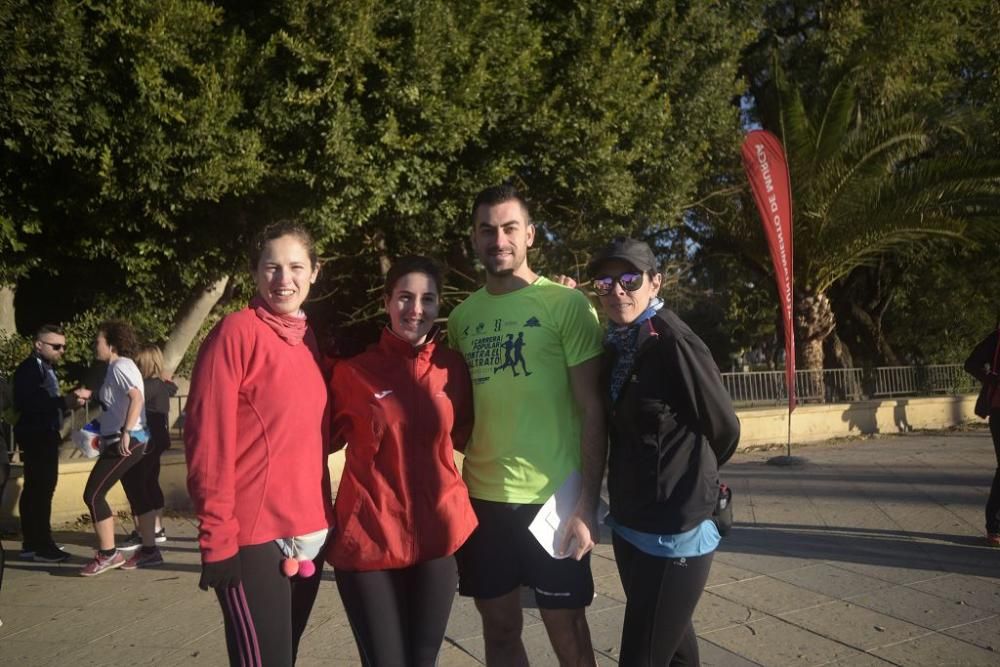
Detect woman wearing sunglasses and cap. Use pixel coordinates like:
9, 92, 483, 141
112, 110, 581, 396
587, 238, 740, 666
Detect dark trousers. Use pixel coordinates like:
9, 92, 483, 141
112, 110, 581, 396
17, 431, 62, 551
988, 410, 1000, 534
613, 533, 714, 667
124, 438, 167, 514
1, 461, 10, 591
335, 555, 458, 667
214, 542, 323, 667
133, 412, 170, 511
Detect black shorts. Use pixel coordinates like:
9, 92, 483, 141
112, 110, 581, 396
456, 498, 594, 609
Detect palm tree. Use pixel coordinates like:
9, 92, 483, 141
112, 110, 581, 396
711, 70, 1000, 374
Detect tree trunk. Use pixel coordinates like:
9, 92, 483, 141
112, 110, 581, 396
834, 261, 901, 367
162, 276, 230, 376
849, 301, 901, 366
795, 289, 836, 401
823, 330, 864, 401
823, 330, 854, 369
0, 285, 15, 336
800, 334, 825, 370
374, 232, 392, 277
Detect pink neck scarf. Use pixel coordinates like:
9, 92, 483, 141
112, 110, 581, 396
251, 296, 308, 346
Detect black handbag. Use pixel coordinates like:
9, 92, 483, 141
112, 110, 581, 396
713, 483, 733, 536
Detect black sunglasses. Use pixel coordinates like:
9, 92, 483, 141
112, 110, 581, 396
40, 341, 66, 351
592, 272, 644, 296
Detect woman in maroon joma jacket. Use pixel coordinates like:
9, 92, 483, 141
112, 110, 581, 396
328, 256, 477, 667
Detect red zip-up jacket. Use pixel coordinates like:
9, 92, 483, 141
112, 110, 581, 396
327, 327, 477, 571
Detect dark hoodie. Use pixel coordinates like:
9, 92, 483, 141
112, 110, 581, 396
603, 308, 740, 534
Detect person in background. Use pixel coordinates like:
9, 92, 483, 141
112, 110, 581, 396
328, 255, 477, 666
12, 324, 88, 563
964, 325, 1000, 547
119, 344, 177, 551
587, 238, 740, 666
80, 320, 160, 575
184, 221, 333, 667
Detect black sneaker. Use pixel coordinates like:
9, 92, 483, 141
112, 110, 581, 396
18, 549, 36, 561
34, 545, 72, 563
119, 530, 142, 552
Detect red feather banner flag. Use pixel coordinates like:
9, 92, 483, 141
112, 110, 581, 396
741, 129, 796, 413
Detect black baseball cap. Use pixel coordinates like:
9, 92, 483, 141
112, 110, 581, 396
587, 238, 658, 276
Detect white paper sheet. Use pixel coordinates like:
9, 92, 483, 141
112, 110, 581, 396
528, 470, 582, 559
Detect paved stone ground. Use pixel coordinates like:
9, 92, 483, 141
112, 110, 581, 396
2, 429, 1000, 666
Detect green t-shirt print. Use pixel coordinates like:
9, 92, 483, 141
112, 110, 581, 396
448, 277, 604, 503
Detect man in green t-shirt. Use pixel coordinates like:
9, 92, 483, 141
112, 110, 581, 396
449, 184, 606, 666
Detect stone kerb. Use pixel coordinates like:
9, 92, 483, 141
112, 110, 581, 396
737, 394, 980, 447
0, 394, 982, 529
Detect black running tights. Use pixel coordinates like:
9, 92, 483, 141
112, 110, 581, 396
613, 533, 714, 667
334, 555, 458, 667
83, 445, 149, 523
214, 541, 323, 667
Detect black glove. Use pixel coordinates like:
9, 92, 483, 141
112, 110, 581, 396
199, 554, 242, 591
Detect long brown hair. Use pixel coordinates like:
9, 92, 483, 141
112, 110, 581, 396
135, 344, 165, 379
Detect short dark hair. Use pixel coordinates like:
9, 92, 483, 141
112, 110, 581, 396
384, 255, 443, 297
97, 320, 139, 358
471, 184, 532, 225
249, 220, 318, 272
35, 324, 64, 339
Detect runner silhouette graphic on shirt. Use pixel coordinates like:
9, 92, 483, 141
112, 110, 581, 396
494, 332, 532, 377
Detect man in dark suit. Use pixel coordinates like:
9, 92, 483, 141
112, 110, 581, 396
13, 324, 88, 562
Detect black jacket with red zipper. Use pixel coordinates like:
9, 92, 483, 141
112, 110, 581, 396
603, 308, 741, 535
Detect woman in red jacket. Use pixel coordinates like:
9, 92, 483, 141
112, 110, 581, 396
328, 255, 476, 667
184, 221, 333, 667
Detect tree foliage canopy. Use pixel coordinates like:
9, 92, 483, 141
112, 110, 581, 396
1, 0, 998, 374
2, 0, 757, 351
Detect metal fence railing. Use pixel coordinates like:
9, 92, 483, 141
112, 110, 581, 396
2, 395, 187, 459
136, 364, 984, 423
722, 363, 978, 407
64, 395, 187, 439
1, 363, 983, 457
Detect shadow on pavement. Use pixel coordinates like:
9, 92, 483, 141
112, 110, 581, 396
721, 523, 1000, 579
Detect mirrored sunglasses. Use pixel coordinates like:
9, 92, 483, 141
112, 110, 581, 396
592, 272, 644, 296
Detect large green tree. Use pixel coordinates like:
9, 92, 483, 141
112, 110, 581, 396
717, 0, 1000, 370
707, 70, 1000, 372
879, 242, 1000, 365
0, 0, 262, 368
229, 0, 760, 328
3, 0, 761, 363
743, 1, 992, 123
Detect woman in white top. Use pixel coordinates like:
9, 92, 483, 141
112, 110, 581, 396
80, 320, 159, 576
